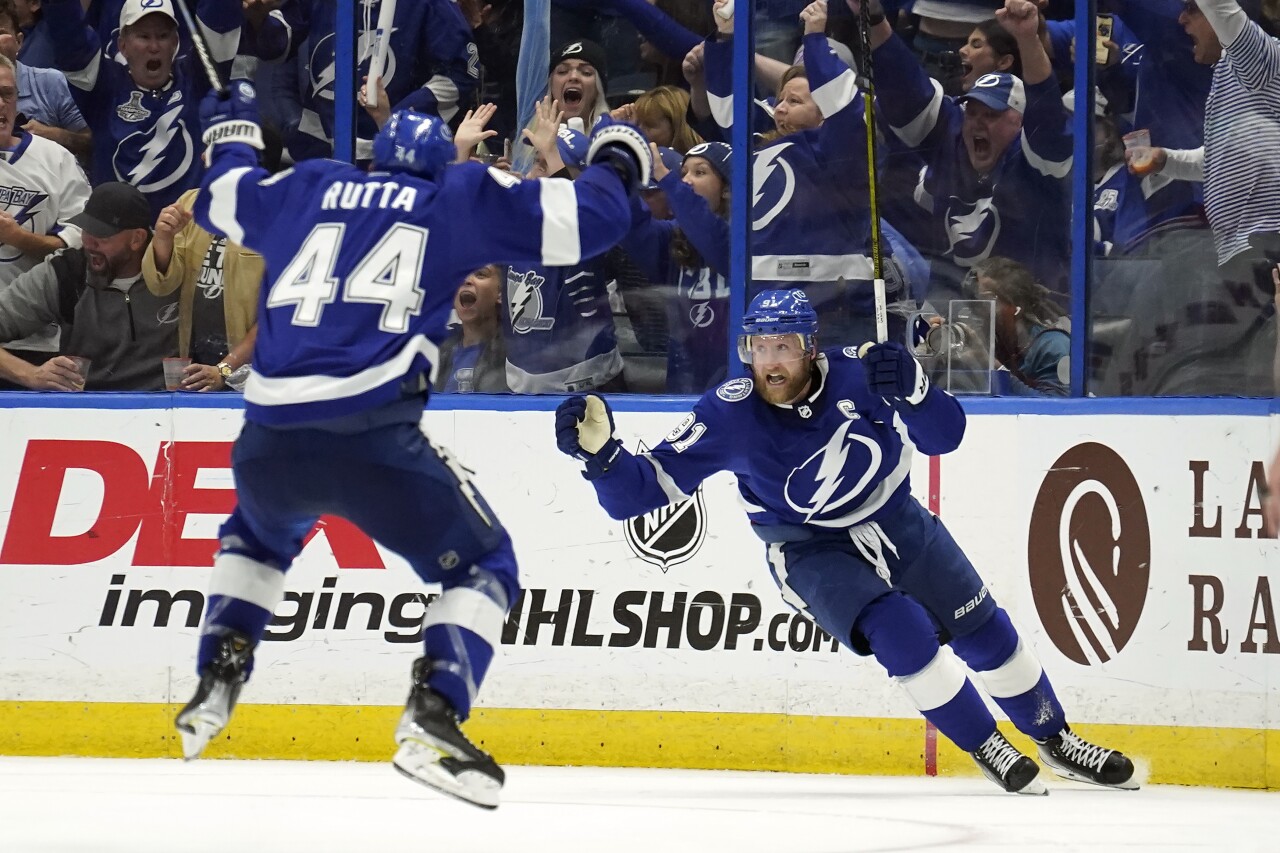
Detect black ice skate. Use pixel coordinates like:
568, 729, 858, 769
971, 729, 1047, 795
1035, 724, 1138, 790
392, 658, 504, 810
174, 629, 254, 761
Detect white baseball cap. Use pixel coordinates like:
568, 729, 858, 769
120, 0, 178, 30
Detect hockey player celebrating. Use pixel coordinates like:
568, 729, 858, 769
554, 289, 1138, 795
174, 77, 652, 810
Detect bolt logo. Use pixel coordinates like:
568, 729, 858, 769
751, 143, 796, 231
1028, 443, 1150, 665
784, 423, 882, 521
623, 442, 706, 571
112, 105, 194, 194
945, 195, 1002, 267
507, 268, 553, 333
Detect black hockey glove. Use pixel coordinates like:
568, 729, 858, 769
863, 341, 930, 405
555, 394, 623, 479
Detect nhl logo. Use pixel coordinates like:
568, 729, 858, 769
623, 441, 707, 572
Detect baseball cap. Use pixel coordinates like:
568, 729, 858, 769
683, 141, 732, 184
645, 146, 684, 190
69, 182, 153, 238
550, 40, 609, 91
120, 0, 178, 29
959, 73, 1027, 115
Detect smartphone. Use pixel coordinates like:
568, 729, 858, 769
1095, 15, 1114, 65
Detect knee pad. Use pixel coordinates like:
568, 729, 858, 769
951, 608, 1044, 699
856, 591, 941, 678
444, 533, 521, 611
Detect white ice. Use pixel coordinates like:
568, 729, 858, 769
1, 757, 1276, 852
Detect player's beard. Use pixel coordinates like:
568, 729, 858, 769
753, 360, 813, 405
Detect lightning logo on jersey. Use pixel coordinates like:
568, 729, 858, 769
785, 422, 883, 521
751, 143, 796, 231
113, 103, 195, 194
310, 29, 400, 103
507, 268, 553, 334
945, 196, 1002, 267
0, 186, 49, 264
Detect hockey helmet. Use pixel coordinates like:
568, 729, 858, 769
371, 110, 455, 181
738, 288, 818, 364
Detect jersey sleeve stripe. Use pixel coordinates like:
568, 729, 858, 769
62, 50, 102, 92
810, 67, 860, 119
642, 453, 692, 505
198, 22, 242, 64
538, 178, 582, 266
206, 166, 253, 245
707, 90, 732, 130
244, 333, 441, 406
890, 78, 944, 149
1019, 132, 1072, 179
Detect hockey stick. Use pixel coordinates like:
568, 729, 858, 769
367, 0, 398, 93
171, 0, 226, 95
856, 0, 887, 347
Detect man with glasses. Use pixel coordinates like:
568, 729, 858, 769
556, 288, 1139, 795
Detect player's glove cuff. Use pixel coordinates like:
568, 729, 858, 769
576, 435, 624, 480
202, 120, 265, 150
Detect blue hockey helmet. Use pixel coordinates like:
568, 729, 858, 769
738, 288, 818, 364
371, 110, 455, 181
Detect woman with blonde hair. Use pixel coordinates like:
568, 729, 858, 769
630, 85, 704, 154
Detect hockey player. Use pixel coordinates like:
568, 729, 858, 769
554, 288, 1139, 795
44, 0, 241, 217
174, 78, 652, 809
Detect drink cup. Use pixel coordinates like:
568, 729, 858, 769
66, 356, 90, 389
1123, 129, 1156, 176
163, 357, 192, 391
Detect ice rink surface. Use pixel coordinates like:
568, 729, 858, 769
1, 757, 1276, 852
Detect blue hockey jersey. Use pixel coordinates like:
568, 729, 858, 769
874, 33, 1073, 294
620, 170, 731, 394
704, 33, 882, 314
193, 145, 632, 425
259, 0, 478, 161
45, 0, 241, 217
585, 349, 965, 529
501, 257, 622, 394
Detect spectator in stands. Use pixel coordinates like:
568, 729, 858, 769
12, 0, 50, 70
503, 97, 624, 393
437, 265, 508, 393
621, 140, 732, 393
704, 0, 921, 345
969, 256, 1069, 396
548, 39, 611, 131
255, 0, 477, 162
0, 53, 91, 389
613, 85, 704, 153
863, 0, 1072, 296
958, 18, 1022, 91
0, 0, 90, 162
45, 0, 241, 217
0, 181, 178, 390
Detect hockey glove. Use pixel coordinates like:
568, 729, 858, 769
863, 341, 930, 405
555, 394, 624, 479
200, 80, 264, 151
585, 120, 653, 195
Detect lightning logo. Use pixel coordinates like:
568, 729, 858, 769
785, 422, 882, 521
0, 186, 48, 264
114, 104, 194, 194
311, 29, 399, 102
752, 143, 795, 231
507, 268, 553, 334
945, 196, 1001, 266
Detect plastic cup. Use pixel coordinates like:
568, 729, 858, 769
163, 357, 192, 391
1123, 129, 1156, 176
66, 356, 90, 389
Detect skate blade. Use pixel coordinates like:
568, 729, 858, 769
392, 740, 501, 810
1012, 776, 1049, 796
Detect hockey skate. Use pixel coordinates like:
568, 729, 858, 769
392, 658, 505, 810
1035, 724, 1138, 790
971, 729, 1047, 795
174, 629, 254, 761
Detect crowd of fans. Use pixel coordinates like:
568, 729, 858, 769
2, 0, 1278, 396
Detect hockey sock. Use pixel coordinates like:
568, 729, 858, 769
423, 565, 514, 722
857, 592, 996, 751
951, 608, 1067, 740
198, 552, 287, 675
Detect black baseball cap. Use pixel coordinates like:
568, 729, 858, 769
69, 182, 153, 238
